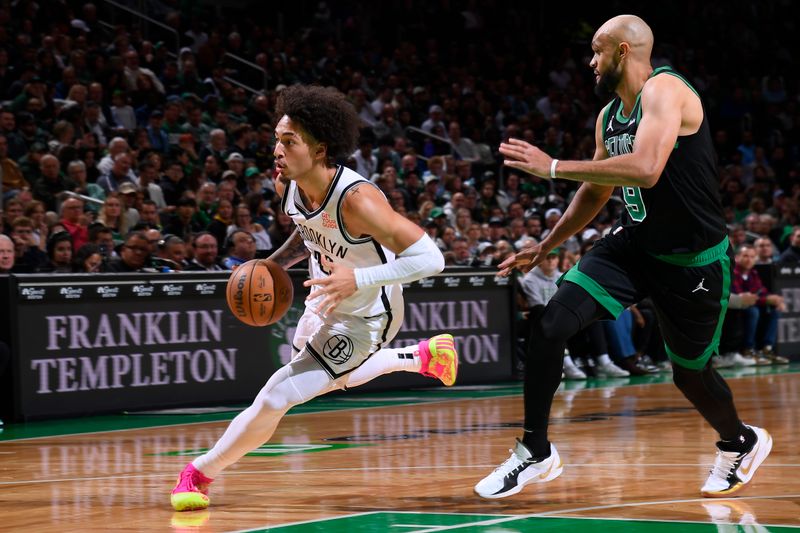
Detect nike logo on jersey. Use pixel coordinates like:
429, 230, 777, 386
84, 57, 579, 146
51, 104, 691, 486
692, 278, 709, 293
607, 118, 614, 131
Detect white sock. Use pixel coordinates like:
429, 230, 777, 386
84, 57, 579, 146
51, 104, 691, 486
345, 344, 421, 388
597, 353, 613, 366
563, 354, 577, 368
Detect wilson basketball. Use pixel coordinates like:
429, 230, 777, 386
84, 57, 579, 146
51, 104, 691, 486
226, 259, 293, 326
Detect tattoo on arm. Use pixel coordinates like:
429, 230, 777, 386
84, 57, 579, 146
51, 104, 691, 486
267, 229, 309, 268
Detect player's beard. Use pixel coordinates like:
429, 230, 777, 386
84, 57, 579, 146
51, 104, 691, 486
594, 60, 623, 101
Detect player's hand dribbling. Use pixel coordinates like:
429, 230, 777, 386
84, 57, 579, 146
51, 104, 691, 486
303, 255, 357, 316
499, 138, 553, 178
497, 242, 550, 277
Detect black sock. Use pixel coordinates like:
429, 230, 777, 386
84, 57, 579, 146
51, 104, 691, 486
718, 425, 757, 453
521, 430, 552, 461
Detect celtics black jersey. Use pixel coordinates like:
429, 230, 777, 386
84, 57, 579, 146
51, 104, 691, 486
601, 66, 726, 254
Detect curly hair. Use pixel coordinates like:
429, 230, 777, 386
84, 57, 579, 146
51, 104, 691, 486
275, 85, 360, 164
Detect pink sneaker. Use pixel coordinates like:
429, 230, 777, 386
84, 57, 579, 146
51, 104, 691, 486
170, 463, 213, 511
418, 334, 458, 386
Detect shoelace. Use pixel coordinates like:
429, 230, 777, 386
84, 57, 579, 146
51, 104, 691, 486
493, 449, 527, 477
709, 449, 741, 480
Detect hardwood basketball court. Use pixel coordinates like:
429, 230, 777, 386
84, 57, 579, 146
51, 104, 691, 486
1, 366, 799, 532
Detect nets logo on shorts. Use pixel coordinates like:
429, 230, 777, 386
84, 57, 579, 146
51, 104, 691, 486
323, 334, 354, 364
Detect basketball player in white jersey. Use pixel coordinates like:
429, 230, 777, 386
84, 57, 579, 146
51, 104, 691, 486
171, 85, 459, 511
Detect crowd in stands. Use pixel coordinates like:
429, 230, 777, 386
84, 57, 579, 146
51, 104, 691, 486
0, 1, 799, 372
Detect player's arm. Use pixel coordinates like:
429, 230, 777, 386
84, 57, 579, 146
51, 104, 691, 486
265, 229, 309, 269
538, 110, 615, 254
497, 112, 614, 276
343, 183, 444, 286
501, 75, 684, 188
303, 183, 443, 315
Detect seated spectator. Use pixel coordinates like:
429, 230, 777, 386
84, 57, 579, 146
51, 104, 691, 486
105, 231, 153, 272
226, 204, 272, 256
133, 224, 159, 252
163, 196, 203, 241
9, 216, 48, 272
159, 160, 188, 206
134, 162, 166, 210
450, 237, 474, 266
88, 222, 116, 260
72, 243, 104, 273
778, 226, 800, 263
267, 210, 295, 251
97, 152, 137, 194
754, 236, 776, 264
110, 90, 137, 131
32, 154, 76, 212
185, 232, 225, 271
3, 198, 24, 231
40, 230, 74, 273
97, 193, 130, 243
222, 229, 257, 269
728, 244, 788, 364
23, 200, 48, 249
0, 134, 28, 198
138, 199, 162, 229
0, 234, 14, 273
448, 121, 479, 163
155, 234, 187, 271
194, 182, 218, 227
207, 198, 234, 249
59, 196, 89, 250
66, 160, 105, 211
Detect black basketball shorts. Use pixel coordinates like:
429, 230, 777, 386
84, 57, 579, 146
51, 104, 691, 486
558, 228, 732, 370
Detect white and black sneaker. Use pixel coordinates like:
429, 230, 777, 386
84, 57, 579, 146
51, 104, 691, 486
701, 426, 772, 497
474, 440, 563, 499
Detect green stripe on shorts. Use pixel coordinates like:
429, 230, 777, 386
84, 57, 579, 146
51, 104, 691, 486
560, 265, 625, 319
664, 252, 732, 370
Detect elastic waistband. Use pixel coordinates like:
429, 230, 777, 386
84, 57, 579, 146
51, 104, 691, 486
649, 237, 730, 267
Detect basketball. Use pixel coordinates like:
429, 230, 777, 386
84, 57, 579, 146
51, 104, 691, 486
226, 259, 293, 326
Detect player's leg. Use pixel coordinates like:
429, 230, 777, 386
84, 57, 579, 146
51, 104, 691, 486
171, 310, 337, 511
646, 247, 771, 496
475, 235, 641, 499
474, 281, 608, 499
343, 305, 458, 388
171, 352, 340, 511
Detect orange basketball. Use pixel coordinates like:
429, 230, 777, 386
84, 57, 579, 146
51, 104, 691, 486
226, 259, 294, 326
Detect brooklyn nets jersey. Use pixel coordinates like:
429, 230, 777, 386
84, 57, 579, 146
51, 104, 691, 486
602, 65, 726, 254
281, 165, 403, 317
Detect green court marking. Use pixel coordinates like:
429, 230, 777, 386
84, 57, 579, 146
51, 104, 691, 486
238, 512, 505, 532
149, 442, 370, 457
1, 364, 797, 442
237, 511, 800, 532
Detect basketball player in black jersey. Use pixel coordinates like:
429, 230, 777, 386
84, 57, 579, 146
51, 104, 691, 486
475, 14, 771, 499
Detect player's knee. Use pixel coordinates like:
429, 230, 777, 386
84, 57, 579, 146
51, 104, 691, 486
671, 361, 705, 391
539, 301, 582, 342
256, 377, 303, 413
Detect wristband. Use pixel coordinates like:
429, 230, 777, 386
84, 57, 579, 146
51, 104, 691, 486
550, 159, 559, 179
